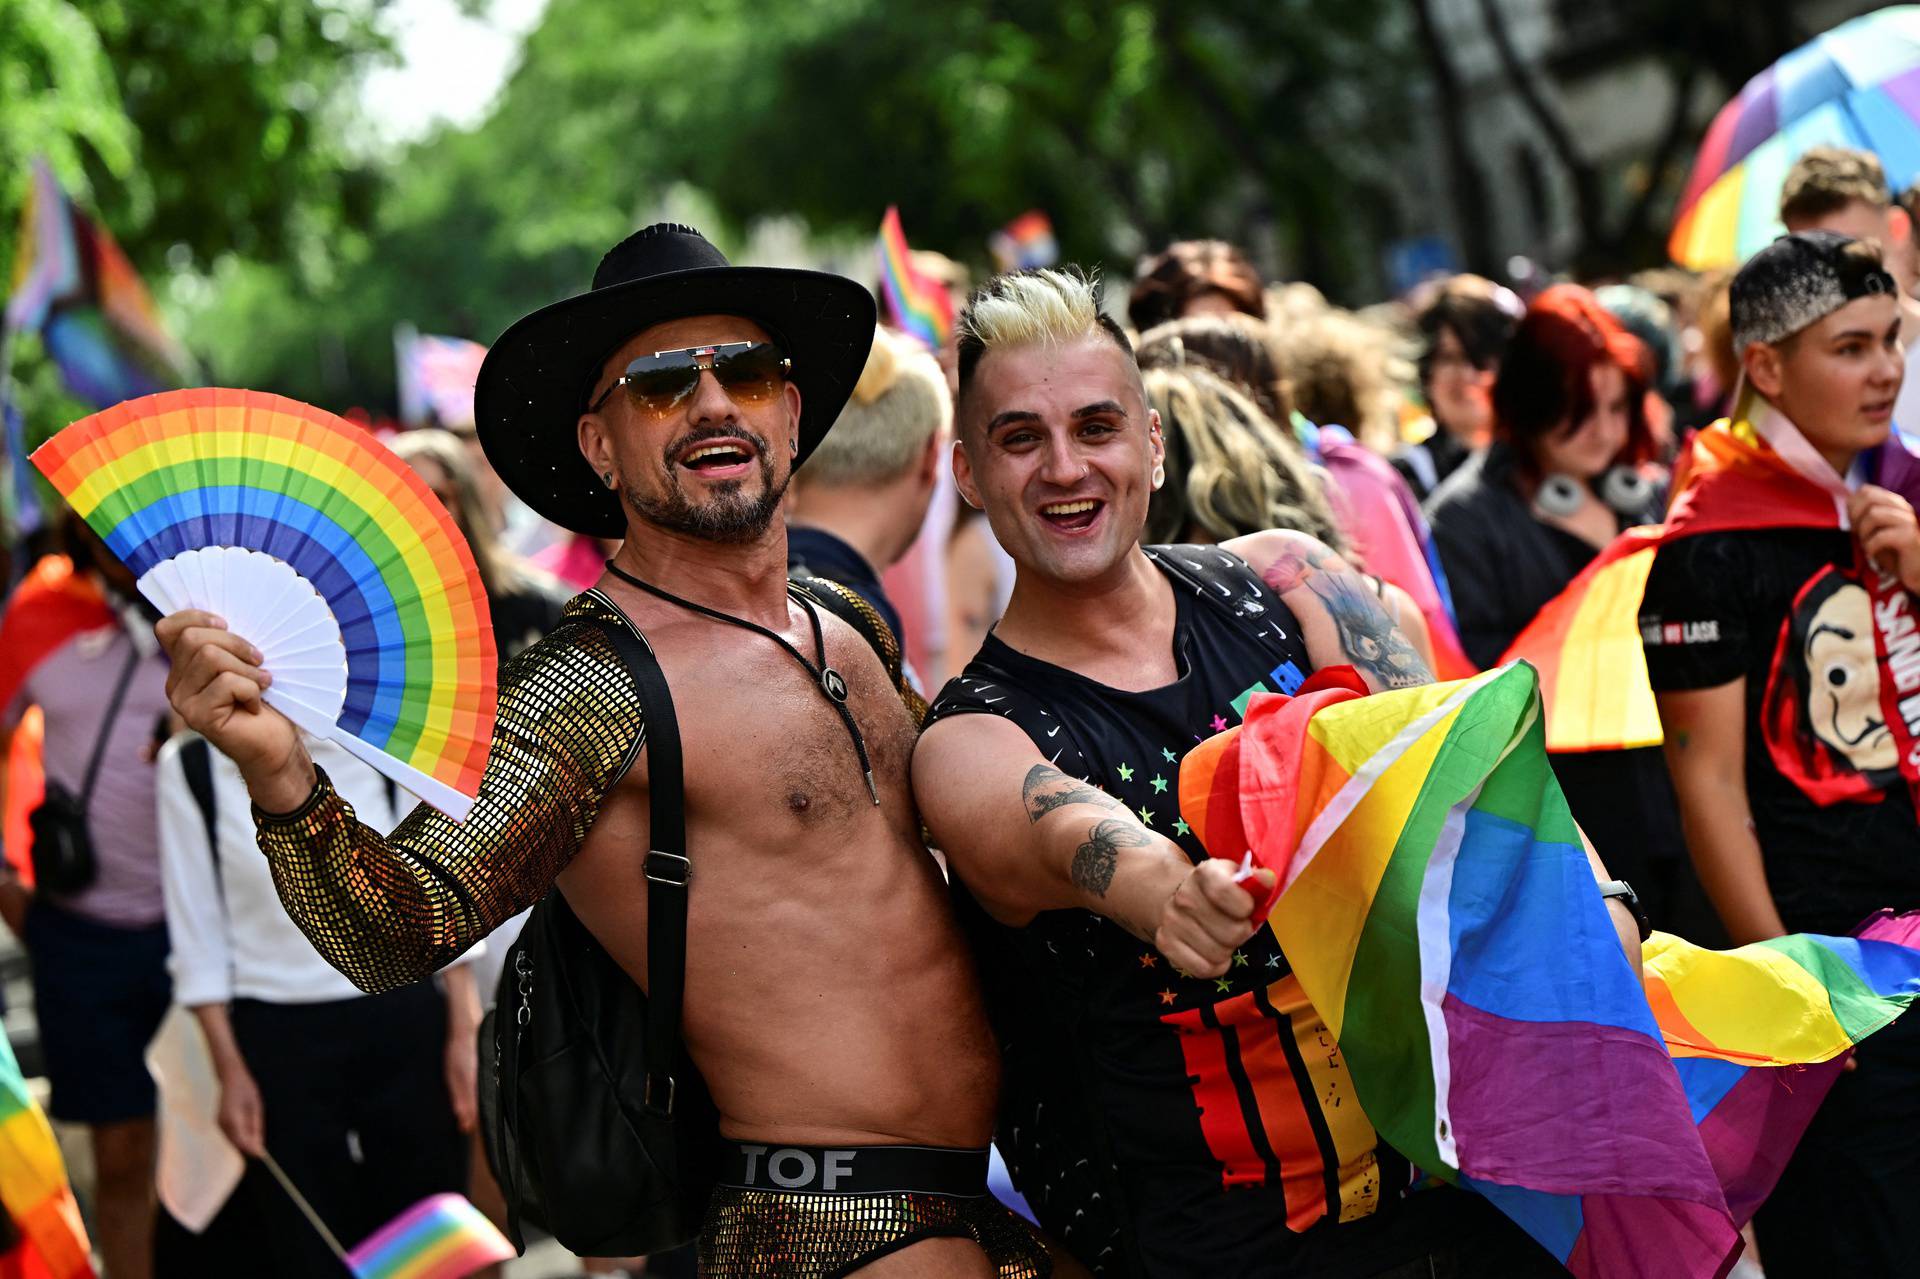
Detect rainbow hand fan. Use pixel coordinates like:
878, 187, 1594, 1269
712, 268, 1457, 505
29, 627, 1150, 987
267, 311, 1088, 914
31, 389, 497, 818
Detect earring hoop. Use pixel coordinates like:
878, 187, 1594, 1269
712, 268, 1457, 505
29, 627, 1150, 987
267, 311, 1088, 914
1151, 463, 1166, 491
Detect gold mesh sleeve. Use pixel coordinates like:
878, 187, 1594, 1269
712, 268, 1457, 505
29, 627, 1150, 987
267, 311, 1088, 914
254, 600, 644, 993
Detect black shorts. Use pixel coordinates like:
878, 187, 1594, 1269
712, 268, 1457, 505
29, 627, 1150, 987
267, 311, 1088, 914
23, 899, 170, 1125
699, 1141, 1050, 1278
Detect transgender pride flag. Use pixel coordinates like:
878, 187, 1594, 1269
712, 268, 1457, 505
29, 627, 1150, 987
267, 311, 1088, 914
1181, 664, 1920, 1277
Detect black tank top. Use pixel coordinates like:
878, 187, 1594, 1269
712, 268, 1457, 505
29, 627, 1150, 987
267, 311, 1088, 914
927, 546, 1408, 1277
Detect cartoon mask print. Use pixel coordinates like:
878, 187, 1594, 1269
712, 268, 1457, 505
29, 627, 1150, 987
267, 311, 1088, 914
1803, 581, 1897, 773
1761, 565, 1901, 806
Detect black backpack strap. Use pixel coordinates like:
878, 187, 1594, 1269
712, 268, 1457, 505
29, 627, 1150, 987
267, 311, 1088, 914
77, 643, 141, 810
579, 602, 689, 1119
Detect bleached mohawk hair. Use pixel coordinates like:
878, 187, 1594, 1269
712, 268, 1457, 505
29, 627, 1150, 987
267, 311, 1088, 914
955, 267, 1136, 412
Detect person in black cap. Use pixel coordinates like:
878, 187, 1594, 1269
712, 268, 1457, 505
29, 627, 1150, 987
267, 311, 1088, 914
151, 225, 1064, 1276
1640, 229, 1920, 1277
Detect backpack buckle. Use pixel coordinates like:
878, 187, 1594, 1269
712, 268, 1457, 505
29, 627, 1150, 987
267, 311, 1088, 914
644, 1071, 676, 1116
644, 850, 690, 886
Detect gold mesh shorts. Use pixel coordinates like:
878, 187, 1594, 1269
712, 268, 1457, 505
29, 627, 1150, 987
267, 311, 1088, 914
699, 1176, 1050, 1277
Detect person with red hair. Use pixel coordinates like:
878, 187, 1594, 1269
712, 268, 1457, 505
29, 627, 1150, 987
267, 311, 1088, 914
1426, 284, 1663, 663
1426, 284, 1696, 935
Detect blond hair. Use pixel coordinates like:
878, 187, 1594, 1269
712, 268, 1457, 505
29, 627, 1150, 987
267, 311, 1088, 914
804, 326, 950, 487
1781, 146, 1890, 225
954, 268, 1134, 416
1143, 364, 1343, 549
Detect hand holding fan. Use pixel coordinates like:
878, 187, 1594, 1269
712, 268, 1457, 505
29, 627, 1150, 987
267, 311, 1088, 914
31, 388, 497, 818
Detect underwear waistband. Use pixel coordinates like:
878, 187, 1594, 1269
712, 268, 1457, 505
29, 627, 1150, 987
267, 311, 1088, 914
715, 1141, 988, 1197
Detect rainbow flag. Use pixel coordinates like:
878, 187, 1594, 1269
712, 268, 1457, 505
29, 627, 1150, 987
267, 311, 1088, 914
345, 1194, 514, 1279
0, 1033, 95, 1279
989, 209, 1059, 271
1503, 410, 1854, 752
5, 158, 189, 409
1179, 665, 1920, 1277
875, 206, 953, 350
1645, 910, 1920, 1223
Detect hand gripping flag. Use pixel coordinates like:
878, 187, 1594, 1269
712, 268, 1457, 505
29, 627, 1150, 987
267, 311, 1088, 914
1179, 664, 1920, 1277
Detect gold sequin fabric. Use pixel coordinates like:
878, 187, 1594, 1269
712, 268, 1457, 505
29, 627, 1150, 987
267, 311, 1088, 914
699, 1185, 1051, 1278
254, 592, 645, 993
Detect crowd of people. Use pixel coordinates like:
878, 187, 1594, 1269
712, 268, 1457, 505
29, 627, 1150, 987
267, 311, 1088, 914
1, 139, 1918, 1279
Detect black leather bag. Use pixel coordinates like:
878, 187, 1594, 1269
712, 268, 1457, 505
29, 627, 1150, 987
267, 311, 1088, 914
479, 607, 717, 1256
28, 646, 140, 896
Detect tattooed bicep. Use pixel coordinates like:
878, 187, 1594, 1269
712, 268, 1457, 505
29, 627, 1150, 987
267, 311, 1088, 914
1306, 572, 1434, 690
1021, 763, 1122, 824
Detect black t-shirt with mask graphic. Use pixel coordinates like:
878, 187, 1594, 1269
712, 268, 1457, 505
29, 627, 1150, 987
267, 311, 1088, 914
1639, 526, 1920, 935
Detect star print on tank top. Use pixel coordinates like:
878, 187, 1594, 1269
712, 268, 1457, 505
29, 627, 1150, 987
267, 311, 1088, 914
927, 546, 1406, 1277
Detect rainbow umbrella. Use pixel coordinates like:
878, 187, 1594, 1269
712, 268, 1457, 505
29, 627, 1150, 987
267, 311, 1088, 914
1670, 5, 1920, 269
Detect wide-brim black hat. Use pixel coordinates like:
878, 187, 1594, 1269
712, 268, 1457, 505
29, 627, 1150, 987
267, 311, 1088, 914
475, 223, 876, 537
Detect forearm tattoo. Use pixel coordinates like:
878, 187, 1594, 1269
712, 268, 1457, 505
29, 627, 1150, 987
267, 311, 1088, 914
1023, 763, 1122, 824
1072, 818, 1150, 897
1261, 537, 1433, 690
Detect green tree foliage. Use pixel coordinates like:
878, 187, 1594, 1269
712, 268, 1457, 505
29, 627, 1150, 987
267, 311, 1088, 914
185, 0, 1420, 411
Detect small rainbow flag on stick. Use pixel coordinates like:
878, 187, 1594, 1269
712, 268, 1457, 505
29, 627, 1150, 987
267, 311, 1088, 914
0, 1032, 95, 1279
345, 1194, 515, 1279
875, 206, 953, 350
1180, 664, 1920, 1278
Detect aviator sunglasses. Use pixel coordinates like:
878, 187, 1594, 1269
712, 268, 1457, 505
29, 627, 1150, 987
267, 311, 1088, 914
588, 340, 792, 416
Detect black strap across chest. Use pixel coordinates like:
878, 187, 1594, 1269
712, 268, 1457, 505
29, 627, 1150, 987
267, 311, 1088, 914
602, 561, 878, 805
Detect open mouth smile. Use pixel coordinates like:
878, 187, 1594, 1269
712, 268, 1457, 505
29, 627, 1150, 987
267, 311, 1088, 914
1037, 498, 1105, 533
677, 438, 758, 479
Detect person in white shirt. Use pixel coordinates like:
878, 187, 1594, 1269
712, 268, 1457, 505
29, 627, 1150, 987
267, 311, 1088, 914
154, 735, 483, 1276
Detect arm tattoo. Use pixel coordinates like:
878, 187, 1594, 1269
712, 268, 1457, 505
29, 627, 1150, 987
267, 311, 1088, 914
1022, 763, 1122, 824
1256, 533, 1433, 690
1308, 573, 1434, 690
1072, 818, 1150, 897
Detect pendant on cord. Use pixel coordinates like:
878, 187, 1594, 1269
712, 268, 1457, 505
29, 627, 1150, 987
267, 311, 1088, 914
820, 667, 849, 702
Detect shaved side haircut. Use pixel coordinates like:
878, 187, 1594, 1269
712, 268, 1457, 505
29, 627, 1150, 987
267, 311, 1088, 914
954, 268, 1138, 431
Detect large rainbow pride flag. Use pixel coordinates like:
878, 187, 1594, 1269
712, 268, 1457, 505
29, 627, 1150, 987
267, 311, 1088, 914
5, 158, 190, 410
0, 1034, 94, 1279
1180, 664, 1920, 1277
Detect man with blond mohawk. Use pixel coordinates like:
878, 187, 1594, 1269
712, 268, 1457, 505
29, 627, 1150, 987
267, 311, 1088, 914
915, 268, 1626, 1276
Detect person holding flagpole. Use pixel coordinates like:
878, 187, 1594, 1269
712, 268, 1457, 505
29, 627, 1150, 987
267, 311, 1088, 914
1641, 230, 1920, 1276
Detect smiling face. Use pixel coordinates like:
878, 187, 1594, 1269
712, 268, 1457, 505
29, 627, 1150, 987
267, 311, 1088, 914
1748, 294, 1903, 470
576, 313, 802, 543
954, 335, 1163, 587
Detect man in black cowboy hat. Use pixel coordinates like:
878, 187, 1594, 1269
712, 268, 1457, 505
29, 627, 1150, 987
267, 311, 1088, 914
156, 226, 1255, 1275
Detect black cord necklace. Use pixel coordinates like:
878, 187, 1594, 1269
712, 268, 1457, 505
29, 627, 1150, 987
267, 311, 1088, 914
603, 560, 879, 805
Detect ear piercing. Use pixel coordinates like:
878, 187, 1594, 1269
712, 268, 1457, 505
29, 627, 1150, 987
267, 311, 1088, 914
1151, 463, 1166, 491
602, 472, 615, 488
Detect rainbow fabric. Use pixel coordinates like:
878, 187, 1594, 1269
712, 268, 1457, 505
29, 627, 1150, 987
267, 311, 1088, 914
875, 206, 953, 350
1497, 528, 1664, 752
1646, 910, 1920, 1223
6, 158, 189, 408
1668, 7, 1920, 268
989, 209, 1059, 271
345, 1194, 514, 1279
1503, 411, 1854, 752
1179, 665, 1920, 1277
0, 1034, 94, 1279
31, 388, 497, 816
